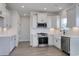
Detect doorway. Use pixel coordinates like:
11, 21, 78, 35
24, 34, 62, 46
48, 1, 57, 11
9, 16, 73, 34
19, 16, 30, 42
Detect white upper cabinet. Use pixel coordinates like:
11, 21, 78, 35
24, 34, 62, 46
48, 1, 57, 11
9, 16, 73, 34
67, 5, 79, 28
30, 12, 59, 29
30, 12, 48, 28
32, 14, 37, 28
30, 12, 37, 29
4, 9, 11, 28
0, 3, 6, 28
67, 6, 76, 28
37, 13, 47, 23
47, 16, 58, 28
0, 3, 11, 29
0, 3, 6, 17
51, 16, 58, 28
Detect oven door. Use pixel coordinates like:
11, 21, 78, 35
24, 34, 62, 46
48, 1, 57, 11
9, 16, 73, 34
39, 37, 48, 44
38, 37, 48, 47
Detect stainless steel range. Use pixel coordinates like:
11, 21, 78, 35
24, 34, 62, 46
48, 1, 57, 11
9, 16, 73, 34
38, 33, 48, 47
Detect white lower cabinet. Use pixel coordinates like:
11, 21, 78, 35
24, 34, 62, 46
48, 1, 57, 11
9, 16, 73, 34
0, 37, 10, 55
54, 36, 61, 49
32, 34, 38, 47
10, 35, 16, 51
30, 34, 33, 46
47, 35, 61, 48
48, 35, 54, 46
0, 35, 16, 55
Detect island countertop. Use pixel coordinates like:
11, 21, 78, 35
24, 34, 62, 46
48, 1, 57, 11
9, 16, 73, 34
0, 29, 16, 37
61, 34, 79, 39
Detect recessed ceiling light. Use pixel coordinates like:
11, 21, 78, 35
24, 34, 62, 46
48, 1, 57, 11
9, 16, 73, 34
59, 7, 62, 10
44, 8, 47, 10
21, 6, 24, 8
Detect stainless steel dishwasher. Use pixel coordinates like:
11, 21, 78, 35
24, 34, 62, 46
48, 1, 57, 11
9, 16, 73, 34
61, 36, 70, 55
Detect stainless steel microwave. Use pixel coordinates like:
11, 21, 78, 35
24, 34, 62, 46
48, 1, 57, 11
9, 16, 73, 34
37, 23, 47, 28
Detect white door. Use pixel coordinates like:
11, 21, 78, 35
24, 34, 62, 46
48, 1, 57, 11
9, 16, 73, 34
19, 16, 30, 42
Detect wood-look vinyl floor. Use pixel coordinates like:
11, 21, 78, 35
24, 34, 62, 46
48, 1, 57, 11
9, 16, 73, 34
9, 42, 67, 56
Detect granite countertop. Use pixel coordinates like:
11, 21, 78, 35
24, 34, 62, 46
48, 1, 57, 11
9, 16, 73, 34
0, 32, 16, 37
61, 34, 79, 39
0, 29, 16, 37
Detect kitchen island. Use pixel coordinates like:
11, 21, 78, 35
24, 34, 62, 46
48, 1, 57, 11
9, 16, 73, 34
0, 30, 16, 55
61, 35, 79, 56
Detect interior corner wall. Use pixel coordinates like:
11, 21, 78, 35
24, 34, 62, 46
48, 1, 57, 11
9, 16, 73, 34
9, 10, 20, 46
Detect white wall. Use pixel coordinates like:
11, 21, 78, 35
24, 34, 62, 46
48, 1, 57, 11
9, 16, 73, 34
10, 11, 19, 29
19, 16, 30, 42
10, 10, 20, 46
76, 5, 79, 27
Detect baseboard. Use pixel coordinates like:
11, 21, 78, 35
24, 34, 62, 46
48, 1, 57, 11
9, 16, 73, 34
48, 45, 54, 47
19, 41, 30, 42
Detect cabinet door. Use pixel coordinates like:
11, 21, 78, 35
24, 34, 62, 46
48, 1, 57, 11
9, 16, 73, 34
0, 37, 10, 55
0, 9, 3, 16
47, 16, 52, 28
4, 9, 11, 28
0, 7, 6, 28
48, 16, 57, 28
32, 15, 37, 28
56, 37, 61, 49
70, 38, 79, 56
38, 13, 47, 23
0, 16, 4, 28
32, 34, 38, 47
10, 35, 16, 51
0, 4, 6, 16
48, 35, 54, 46
10, 36, 14, 51
54, 36, 61, 49
51, 16, 58, 28
53, 37, 57, 46
13, 35, 16, 47
55, 38, 58, 47
0, 7, 6, 17
67, 8, 76, 28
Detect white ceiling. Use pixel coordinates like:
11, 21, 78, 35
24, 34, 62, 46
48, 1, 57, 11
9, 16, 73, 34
7, 3, 73, 16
